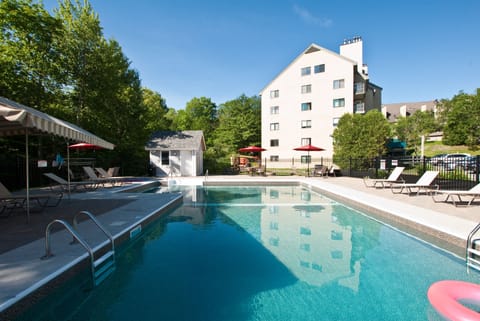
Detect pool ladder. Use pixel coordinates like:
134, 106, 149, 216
42, 211, 116, 286
466, 222, 480, 272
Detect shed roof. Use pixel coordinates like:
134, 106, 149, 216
145, 130, 205, 151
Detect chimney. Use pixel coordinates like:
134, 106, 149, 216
340, 36, 363, 67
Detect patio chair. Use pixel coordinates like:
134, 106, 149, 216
0, 181, 62, 213
390, 170, 439, 195
363, 167, 405, 188
43, 173, 99, 192
432, 183, 480, 206
327, 165, 337, 177
312, 165, 328, 177
84, 166, 122, 186
95, 167, 128, 185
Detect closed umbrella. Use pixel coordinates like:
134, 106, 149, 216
293, 144, 325, 176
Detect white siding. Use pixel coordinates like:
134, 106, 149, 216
261, 47, 355, 161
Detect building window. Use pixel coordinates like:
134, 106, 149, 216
270, 90, 279, 98
301, 84, 312, 94
333, 117, 340, 127
301, 137, 311, 145
301, 155, 311, 164
270, 139, 279, 147
301, 66, 311, 76
354, 82, 365, 94
270, 155, 279, 162
333, 79, 345, 89
314, 64, 325, 73
354, 101, 365, 113
331, 230, 343, 240
270, 123, 279, 131
270, 106, 279, 114
161, 151, 169, 165
301, 102, 312, 111
300, 227, 311, 235
269, 237, 279, 247
300, 243, 310, 252
301, 120, 311, 128
270, 222, 279, 230
333, 98, 345, 108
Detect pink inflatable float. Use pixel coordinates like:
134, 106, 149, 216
428, 280, 480, 321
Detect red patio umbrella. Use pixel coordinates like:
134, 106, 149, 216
68, 142, 104, 150
238, 146, 266, 153
293, 144, 325, 175
66, 142, 106, 196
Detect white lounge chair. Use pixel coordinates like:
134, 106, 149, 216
43, 173, 99, 192
0, 181, 62, 214
364, 167, 405, 188
390, 170, 439, 195
432, 183, 480, 206
312, 165, 328, 177
95, 167, 128, 185
84, 166, 123, 186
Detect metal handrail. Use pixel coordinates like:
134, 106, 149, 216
204, 169, 209, 181
42, 219, 94, 265
466, 222, 480, 260
72, 211, 115, 255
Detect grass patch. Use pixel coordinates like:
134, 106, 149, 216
424, 141, 479, 157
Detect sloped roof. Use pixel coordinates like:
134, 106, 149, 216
259, 43, 358, 95
145, 130, 205, 151
0, 96, 114, 149
383, 100, 437, 122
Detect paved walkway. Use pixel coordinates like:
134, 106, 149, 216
1, 175, 479, 317
0, 180, 181, 316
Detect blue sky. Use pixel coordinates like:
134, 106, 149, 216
43, 0, 479, 109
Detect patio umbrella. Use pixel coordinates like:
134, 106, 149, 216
293, 144, 325, 175
68, 142, 104, 150
238, 146, 266, 153
67, 142, 106, 196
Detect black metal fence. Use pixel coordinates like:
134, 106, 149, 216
337, 155, 480, 191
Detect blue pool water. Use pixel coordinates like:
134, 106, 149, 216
18, 185, 480, 320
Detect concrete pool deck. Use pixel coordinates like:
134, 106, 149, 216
1, 175, 479, 317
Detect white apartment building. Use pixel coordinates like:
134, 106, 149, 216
260, 37, 382, 167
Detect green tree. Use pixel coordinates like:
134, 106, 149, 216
332, 110, 391, 168
175, 97, 218, 142
52, 0, 149, 174
141, 88, 172, 133
442, 89, 480, 149
395, 110, 436, 155
0, 0, 63, 107
53, 0, 104, 126
215, 94, 261, 152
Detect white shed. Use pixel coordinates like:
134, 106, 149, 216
145, 130, 205, 177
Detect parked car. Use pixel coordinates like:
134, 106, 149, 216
441, 153, 472, 170
465, 155, 479, 173
429, 153, 448, 166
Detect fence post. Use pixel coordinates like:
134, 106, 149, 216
476, 155, 480, 184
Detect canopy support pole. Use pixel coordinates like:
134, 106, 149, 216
67, 141, 71, 199
25, 130, 30, 223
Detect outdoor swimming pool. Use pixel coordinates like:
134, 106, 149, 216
15, 184, 480, 320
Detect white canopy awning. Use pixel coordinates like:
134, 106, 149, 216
0, 96, 114, 223
0, 96, 114, 149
